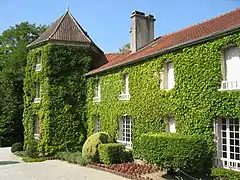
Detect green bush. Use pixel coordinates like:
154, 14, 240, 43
122, 149, 133, 163
55, 151, 86, 166
14, 151, 27, 157
99, 143, 133, 165
82, 132, 111, 162
99, 143, 124, 164
11, 142, 23, 153
211, 168, 240, 180
137, 132, 208, 173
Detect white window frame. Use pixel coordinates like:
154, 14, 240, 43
215, 117, 240, 171
34, 115, 40, 139
94, 116, 100, 133
119, 73, 130, 100
165, 116, 176, 133
93, 79, 100, 102
34, 83, 41, 103
219, 46, 240, 91
35, 54, 42, 72
161, 60, 175, 90
117, 115, 132, 149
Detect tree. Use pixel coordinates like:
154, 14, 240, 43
0, 22, 47, 146
119, 43, 130, 52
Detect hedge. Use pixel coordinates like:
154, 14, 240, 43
82, 132, 111, 162
137, 132, 208, 173
211, 168, 240, 180
99, 143, 124, 164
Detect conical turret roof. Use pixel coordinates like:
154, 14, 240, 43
27, 10, 97, 48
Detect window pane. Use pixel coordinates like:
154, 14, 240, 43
223, 152, 227, 158
167, 62, 174, 89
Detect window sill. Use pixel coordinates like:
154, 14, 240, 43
93, 97, 100, 102
34, 134, 39, 140
35, 64, 42, 72
34, 98, 41, 103
219, 81, 240, 91
119, 94, 130, 101
116, 140, 132, 149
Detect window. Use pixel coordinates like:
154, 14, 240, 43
117, 115, 132, 148
161, 61, 175, 90
119, 73, 130, 100
220, 47, 240, 91
34, 83, 41, 103
166, 117, 176, 133
34, 115, 40, 139
215, 118, 240, 171
93, 79, 100, 102
35, 54, 42, 71
94, 116, 100, 133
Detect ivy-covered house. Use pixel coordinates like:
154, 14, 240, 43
24, 8, 240, 171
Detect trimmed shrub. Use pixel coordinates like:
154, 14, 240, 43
122, 149, 133, 163
137, 132, 208, 173
22, 157, 45, 163
11, 142, 23, 153
82, 132, 111, 162
211, 168, 240, 180
99, 143, 125, 164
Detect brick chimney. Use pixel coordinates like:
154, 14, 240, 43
130, 11, 155, 52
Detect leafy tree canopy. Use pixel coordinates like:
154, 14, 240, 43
0, 22, 47, 146
119, 43, 130, 52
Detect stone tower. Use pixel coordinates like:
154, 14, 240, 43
23, 10, 104, 155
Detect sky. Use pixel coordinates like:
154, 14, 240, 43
0, 0, 240, 52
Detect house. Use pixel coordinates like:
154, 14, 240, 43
24, 8, 240, 171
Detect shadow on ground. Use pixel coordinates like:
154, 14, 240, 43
0, 161, 19, 166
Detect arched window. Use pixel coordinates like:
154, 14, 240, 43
34, 115, 40, 139
117, 115, 132, 148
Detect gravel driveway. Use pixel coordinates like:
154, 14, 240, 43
0, 147, 128, 180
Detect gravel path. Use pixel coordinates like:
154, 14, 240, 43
0, 148, 128, 180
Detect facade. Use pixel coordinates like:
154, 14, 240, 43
24, 8, 240, 170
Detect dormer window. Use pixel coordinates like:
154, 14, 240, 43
219, 47, 240, 91
161, 61, 175, 90
35, 54, 42, 71
93, 79, 100, 102
34, 83, 41, 103
119, 73, 130, 100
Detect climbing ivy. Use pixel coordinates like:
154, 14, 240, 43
23, 44, 92, 155
86, 32, 240, 159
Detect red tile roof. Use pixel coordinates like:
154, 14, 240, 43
88, 8, 240, 75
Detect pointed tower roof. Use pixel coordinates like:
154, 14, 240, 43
27, 10, 99, 50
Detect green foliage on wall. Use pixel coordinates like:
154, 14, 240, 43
23, 44, 92, 155
86, 32, 240, 160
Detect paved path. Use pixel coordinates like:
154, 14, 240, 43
0, 148, 128, 180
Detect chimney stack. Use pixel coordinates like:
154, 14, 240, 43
130, 11, 155, 52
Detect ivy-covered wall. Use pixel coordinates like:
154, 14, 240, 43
23, 44, 92, 155
86, 32, 240, 157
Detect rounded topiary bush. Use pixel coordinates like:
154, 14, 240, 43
11, 142, 23, 153
82, 132, 111, 162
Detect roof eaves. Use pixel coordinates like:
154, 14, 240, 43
85, 25, 240, 76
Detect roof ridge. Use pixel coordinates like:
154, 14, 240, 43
158, 8, 240, 41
